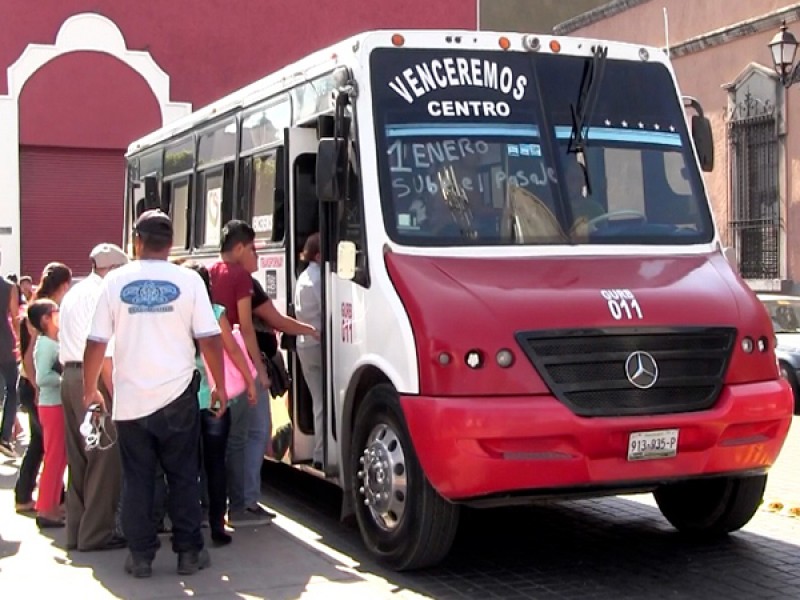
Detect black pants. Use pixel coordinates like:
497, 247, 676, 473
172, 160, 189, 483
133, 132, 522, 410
14, 378, 42, 504
201, 408, 230, 533
117, 379, 203, 560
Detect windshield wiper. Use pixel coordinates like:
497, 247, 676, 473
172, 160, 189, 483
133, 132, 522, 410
567, 45, 608, 194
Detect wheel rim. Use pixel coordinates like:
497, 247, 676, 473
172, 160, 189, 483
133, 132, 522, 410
357, 422, 408, 532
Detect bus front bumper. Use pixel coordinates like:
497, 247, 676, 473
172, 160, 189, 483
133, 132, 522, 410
399, 380, 793, 501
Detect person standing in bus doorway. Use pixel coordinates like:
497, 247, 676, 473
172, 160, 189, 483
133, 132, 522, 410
209, 220, 275, 528
294, 233, 324, 469
60, 244, 128, 551
83, 210, 228, 578
0, 273, 20, 459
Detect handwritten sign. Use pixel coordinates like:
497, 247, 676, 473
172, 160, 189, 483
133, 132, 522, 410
387, 137, 553, 202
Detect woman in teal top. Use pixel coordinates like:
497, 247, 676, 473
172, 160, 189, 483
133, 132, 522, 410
186, 263, 255, 546
29, 299, 68, 528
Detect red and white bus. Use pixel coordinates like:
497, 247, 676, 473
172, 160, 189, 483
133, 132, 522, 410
124, 30, 793, 570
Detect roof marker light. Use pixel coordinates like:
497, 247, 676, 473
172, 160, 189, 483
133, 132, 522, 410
550, 40, 561, 53
639, 48, 650, 61
499, 36, 511, 50
392, 34, 405, 47
523, 35, 541, 51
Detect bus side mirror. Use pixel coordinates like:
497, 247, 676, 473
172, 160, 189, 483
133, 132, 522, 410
337, 241, 356, 280
692, 115, 714, 172
317, 138, 346, 203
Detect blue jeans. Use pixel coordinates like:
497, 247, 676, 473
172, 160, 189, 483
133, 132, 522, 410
244, 382, 271, 508
226, 383, 270, 511
116, 378, 203, 560
0, 361, 19, 443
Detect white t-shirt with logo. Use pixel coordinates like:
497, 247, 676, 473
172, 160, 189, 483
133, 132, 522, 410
89, 259, 221, 421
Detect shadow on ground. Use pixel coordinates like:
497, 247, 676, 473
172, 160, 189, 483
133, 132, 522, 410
261, 461, 800, 600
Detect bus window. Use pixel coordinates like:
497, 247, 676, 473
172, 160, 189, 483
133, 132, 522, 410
164, 177, 190, 250
241, 96, 290, 154
164, 137, 193, 176
251, 154, 278, 240
198, 119, 236, 167
198, 167, 224, 247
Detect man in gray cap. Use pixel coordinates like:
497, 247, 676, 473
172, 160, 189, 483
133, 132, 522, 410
60, 243, 129, 551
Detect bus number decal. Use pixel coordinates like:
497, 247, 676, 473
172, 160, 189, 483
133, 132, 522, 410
341, 302, 353, 344
259, 255, 283, 269
601, 289, 643, 321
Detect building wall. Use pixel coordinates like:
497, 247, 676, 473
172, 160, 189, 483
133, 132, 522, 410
480, 0, 607, 33
0, 1, 476, 276
0, 1, 476, 109
558, 0, 800, 288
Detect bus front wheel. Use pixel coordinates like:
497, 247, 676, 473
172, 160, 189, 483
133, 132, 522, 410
351, 384, 460, 570
654, 474, 766, 536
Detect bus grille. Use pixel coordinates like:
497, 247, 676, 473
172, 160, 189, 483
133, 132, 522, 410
515, 327, 737, 417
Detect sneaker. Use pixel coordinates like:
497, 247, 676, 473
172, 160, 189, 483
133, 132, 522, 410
247, 504, 276, 520
0, 441, 16, 458
177, 548, 210, 575
228, 506, 274, 528
125, 553, 153, 578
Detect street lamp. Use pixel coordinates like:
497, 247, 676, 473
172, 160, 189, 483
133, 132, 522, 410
769, 20, 800, 87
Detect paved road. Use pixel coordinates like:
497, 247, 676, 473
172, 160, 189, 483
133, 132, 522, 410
2, 418, 799, 599
260, 417, 800, 600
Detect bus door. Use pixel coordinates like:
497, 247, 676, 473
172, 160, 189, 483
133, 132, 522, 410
283, 126, 333, 470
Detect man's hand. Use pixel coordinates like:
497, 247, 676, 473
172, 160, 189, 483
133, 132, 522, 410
83, 388, 107, 413
210, 386, 229, 418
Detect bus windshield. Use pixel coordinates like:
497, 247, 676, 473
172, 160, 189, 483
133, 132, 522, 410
370, 48, 714, 247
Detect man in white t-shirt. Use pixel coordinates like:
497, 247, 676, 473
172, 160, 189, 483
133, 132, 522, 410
83, 210, 228, 579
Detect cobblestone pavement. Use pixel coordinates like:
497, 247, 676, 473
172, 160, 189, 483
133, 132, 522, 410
261, 417, 800, 600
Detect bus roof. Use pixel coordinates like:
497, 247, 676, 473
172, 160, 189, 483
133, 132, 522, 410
127, 29, 670, 156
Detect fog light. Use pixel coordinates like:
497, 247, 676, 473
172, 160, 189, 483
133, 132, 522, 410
741, 337, 754, 353
465, 350, 484, 369
496, 349, 514, 368
758, 337, 768, 352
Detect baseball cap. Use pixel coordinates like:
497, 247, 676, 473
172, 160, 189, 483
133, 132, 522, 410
90, 243, 129, 269
134, 209, 173, 238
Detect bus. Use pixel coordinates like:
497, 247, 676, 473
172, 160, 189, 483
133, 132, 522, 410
124, 30, 793, 570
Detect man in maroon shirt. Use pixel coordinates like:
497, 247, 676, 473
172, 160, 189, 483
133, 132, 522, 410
209, 220, 274, 527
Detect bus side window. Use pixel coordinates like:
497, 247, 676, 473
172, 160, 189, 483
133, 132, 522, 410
251, 153, 279, 241
163, 177, 191, 250
196, 162, 234, 248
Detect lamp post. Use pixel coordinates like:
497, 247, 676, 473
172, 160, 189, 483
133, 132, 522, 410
769, 20, 800, 87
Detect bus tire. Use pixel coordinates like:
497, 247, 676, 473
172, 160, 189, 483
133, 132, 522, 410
654, 474, 767, 536
351, 384, 459, 570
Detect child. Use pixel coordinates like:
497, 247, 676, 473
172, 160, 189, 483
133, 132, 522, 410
28, 299, 67, 528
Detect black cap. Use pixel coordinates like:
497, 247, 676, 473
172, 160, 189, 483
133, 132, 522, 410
134, 209, 173, 238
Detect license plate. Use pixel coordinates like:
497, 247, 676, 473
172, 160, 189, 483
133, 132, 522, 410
627, 429, 679, 461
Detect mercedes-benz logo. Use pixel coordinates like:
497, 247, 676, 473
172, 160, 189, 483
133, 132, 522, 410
625, 351, 659, 389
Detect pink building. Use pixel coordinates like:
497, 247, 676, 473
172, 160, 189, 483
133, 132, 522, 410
0, 2, 476, 278
557, 0, 800, 292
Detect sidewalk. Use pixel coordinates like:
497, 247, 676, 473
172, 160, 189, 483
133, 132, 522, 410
0, 454, 425, 599
761, 415, 800, 516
